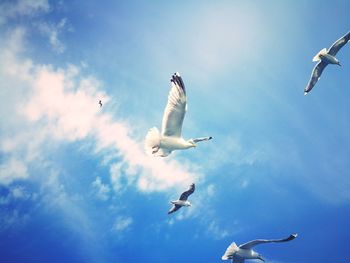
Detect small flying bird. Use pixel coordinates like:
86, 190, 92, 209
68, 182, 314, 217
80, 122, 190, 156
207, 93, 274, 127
145, 72, 212, 157
99, 100, 102, 107
304, 31, 350, 95
168, 183, 195, 214
221, 233, 297, 262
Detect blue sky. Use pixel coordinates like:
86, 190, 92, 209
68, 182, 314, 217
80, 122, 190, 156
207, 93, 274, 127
1, 1, 350, 262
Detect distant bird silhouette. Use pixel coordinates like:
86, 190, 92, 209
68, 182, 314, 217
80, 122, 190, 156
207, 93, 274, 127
222, 233, 297, 262
304, 31, 350, 95
168, 183, 195, 214
99, 100, 102, 107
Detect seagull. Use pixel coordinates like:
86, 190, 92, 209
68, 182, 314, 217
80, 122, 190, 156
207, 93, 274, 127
304, 31, 350, 95
99, 100, 102, 107
145, 72, 212, 157
222, 233, 297, 262
168, 183, 195, 214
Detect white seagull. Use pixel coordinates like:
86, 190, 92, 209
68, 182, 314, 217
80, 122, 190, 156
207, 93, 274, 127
304, 31, 350, 95
145, 72, 212, 157
168, 183, 195, 214
222, 233, 297, 262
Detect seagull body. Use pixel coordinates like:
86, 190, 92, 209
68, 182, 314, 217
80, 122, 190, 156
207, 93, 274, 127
222, 234, 297, 263
160, 137, 194, 151
305, 31, 350, 95
315, 51, 340, 65
145, 73, 212, 157
171, 200, 191, 206
168, 183, 195, 214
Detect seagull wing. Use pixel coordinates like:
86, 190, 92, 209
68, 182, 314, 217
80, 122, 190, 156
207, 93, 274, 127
161, 73, 187, 137
239, 234, 297, 250
221, 242, 239, 260
168, 204, 181, 214
179, 183, 195, 201
232, 258, 245, 263
304, 61, 327, 94
327, 31, 350, 56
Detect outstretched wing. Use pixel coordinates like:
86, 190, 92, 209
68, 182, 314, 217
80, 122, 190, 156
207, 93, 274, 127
239, 233, 297, 250
232, 258, 244, 263
328, 31, 350, 56
168, 204, 181, 214
221, 242, 239, 260
179, 183, 195, 201
304, 61, 327, 95
161, 73, 187, 137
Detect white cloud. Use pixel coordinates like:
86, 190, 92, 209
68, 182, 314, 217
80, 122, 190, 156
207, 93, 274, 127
0, 0, 50, 25
92, 177, 110, 201
0, 158, 28, 185
0, 28, 197, 193
22, 63, 195, 191
112, 216, 133, 233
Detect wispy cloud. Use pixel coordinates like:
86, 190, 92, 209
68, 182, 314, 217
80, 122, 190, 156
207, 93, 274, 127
0, 208, 30, 231
0, 158, 28, 185
0, 185, 34, 231
112, 216, 133, 233
92, 176, 111, 201
0, 0, 50, 25
36, 18, 70, 54
207, 221, 230, 240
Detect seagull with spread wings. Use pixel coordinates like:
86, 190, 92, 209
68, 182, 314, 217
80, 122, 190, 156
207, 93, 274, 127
304, 31, 350, 95
168, 183, 195, 214
222, 233, 297, 262
145, 72, 212, 157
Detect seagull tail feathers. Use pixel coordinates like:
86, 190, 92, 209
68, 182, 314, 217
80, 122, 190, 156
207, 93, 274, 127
145, 127, 161, 156
312, 48, 327, 62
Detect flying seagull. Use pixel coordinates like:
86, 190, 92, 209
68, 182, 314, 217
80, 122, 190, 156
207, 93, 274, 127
99, 100, 102, 107
222, 233, 297, 262
168, 183, 195, 214
304, 31, 350, 95
145, 72, 212, 157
